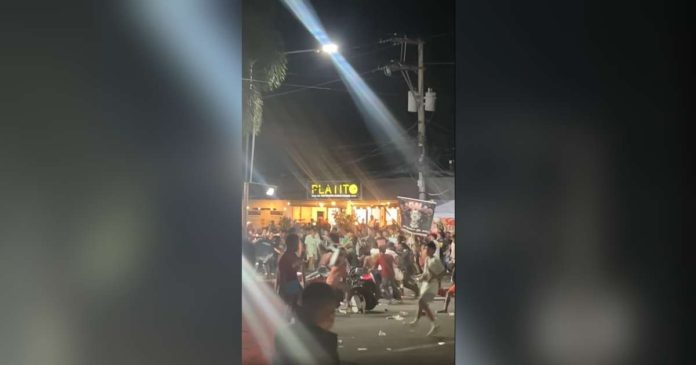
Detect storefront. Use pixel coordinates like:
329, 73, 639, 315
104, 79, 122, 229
247, 180, 400, 228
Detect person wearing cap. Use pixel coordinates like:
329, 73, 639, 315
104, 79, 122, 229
407, 241, 446, 336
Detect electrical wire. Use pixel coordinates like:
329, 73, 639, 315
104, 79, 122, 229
262, 68, 381, 99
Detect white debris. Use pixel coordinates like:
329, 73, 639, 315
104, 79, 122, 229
385, 314, 404, 321
338, 339, 343, 344
399, 311, 409, 316
378, 330, 386, 336
449, 312, 455, 317
386, 348, 392, 351
357, 347, 368, 351
438, 342, 446, 346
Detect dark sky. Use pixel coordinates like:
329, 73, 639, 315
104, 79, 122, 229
251, 0, 455, 181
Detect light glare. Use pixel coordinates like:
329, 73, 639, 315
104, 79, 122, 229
321, 43, 338, 54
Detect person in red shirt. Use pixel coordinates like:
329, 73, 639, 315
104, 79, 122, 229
373, 239, 402, 304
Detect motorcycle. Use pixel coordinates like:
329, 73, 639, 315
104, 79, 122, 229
304, 266, 330, 284
304, 266, 380, 313
346, 267, 380, 313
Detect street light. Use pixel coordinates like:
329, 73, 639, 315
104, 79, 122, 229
321, 43, 339, 54
282, 43, 339, 55
243, 42, 338, 228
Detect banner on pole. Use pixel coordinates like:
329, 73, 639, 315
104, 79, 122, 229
397, 196, 437, 236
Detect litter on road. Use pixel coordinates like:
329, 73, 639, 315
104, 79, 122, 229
357, 348, 368, 351
378, 330, 386, 336
385, 314, 404, 320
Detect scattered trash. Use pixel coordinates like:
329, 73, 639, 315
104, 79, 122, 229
438, 342, 446, 346
449, 312, 455, 317
357, 348, 368, 351
399, 311, 409, 316
338, 339, 343, 344
386, 348, 392, 351
378, 330, 387, 336
386, 314, 404, 321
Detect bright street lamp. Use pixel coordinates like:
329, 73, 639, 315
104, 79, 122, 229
265, 187, 275, 196
321, 43, 339, 54
282, 43, 339, 55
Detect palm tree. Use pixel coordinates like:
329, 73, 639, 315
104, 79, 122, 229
243, 0, 288, 179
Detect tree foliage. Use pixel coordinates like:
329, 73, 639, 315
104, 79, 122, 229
243, 0, 288, 136
332, 210, 357, 233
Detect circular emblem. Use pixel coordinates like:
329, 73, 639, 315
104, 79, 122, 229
348, 184, 359, 195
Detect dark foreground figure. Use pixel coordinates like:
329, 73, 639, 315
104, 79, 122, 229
273, 282, 341, 365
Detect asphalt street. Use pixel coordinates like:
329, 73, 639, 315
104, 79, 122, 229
335, 295, 455, 365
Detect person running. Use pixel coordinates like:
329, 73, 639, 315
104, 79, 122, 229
276, 234, 304, 319
397, 240, 420, 298
304, 228, 321, 271
273, 283, 341, 365
407, 241, 446, 336
373, 239, 401, 304
326, 247, 351, 313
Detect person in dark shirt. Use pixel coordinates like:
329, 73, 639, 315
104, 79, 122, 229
276, 234, 304, 317
397, 240, 420, 298
273, 282, 340, 365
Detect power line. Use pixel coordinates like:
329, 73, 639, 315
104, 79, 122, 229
262, 68, 381, 99
243, 78, 334, 91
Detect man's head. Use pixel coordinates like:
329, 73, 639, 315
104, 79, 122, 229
425, 241, 437, 256
300, 283, 339, 331
378, 245, 387, 254
329, 233, 340, 245
376, 237, 387, 248
286, 234, 301, 256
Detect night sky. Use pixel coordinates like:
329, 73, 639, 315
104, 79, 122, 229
249, 0, 455, 181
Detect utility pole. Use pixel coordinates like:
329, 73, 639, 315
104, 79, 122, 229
416, 39, 426, 201
380, 35, 430, 201
243, 60, 256, 230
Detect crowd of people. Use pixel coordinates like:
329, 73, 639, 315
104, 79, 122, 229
245, 220, 455, 309
245, 221, 454, 292
244, 219, 455, 365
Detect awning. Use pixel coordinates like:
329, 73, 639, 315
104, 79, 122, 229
434, 200, 455, 219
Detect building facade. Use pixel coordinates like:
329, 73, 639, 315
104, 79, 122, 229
247, 176, 454, 229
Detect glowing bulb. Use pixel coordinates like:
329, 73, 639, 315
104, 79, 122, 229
321, 43, 338, 54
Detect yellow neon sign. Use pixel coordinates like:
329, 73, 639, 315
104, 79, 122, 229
308, 182, 361, 199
